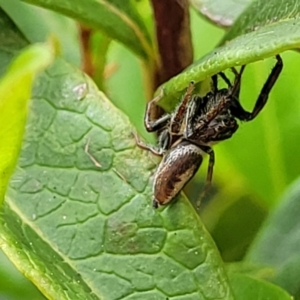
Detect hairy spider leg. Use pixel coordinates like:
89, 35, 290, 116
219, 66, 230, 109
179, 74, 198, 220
217, 65, 245, 99
184, 95, 202, 136
170, 81, 195, 134
218, 72, 232, 88
133, 131, 164, 157
196, 145, 215, 209
158, 129, 170, 150
144, 81, 195, 134
211, 74, 221, 103
140, 88, 172, 154
144, 88, 171, 132
231, 66, 239, 77
212, 68, 238, 93
212, 71, 232, 100
205, 72, 243, 124
230, 65, 246, 99
211, 75, 219, 93
230, 55, 283, 121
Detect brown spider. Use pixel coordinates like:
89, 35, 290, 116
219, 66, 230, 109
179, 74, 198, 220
136, 55, 283, 208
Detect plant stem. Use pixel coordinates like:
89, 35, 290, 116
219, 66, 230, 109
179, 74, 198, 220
150, 0, 193, 88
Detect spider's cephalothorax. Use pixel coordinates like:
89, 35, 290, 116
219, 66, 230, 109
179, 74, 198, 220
136, 55, 283, 208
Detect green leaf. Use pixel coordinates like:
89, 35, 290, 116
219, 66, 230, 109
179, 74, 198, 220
247, 177, 300, 265
22, 0, 154, 60
272, 256, 300, 299
223, 0, 300, 42
246, 177, 300, 297
0, 36, 56, 203
0, 0, 82, 66
229, 273, 291, 300
0, 59, 235, 299
158, 0, 300, 110
0, 250, 45, 300
0, 8, 49, 298
0, 9, 234, 300
0, 6, 29, 76
199, 194, 266, 261
190, 0, 252, 27
105, 41, 153, 141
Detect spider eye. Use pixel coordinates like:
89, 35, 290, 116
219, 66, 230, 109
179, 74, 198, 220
223, 118, 230, 125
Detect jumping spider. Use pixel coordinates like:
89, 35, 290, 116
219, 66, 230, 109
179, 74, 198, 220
136, 55, 283, 208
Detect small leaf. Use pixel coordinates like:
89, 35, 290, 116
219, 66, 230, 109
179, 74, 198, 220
229, 273, 291, 300
0, 36, 56, 203
190, 0, 252, 27
22, 0, 154, 60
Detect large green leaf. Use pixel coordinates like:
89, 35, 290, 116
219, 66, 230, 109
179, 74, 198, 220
0, 60, 235, 300
158, 0, 300, 110
0, 9, 234, 300
22, 0, 153, 60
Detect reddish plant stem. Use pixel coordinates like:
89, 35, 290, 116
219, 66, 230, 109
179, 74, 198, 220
80, 25, 94, 77
151, 0, 193, 88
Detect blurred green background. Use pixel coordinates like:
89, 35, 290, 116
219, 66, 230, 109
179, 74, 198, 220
1, 1, 300, 299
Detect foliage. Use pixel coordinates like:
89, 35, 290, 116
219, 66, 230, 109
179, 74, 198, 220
1, 0, 300, 299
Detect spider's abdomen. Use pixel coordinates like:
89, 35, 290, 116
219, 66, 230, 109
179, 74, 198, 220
153, 141, 203, 206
